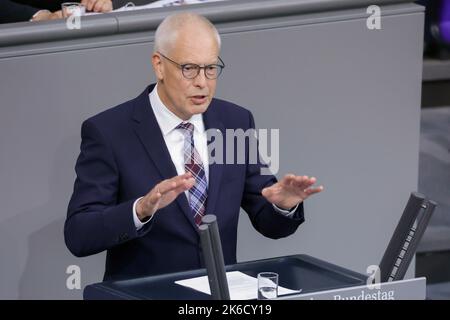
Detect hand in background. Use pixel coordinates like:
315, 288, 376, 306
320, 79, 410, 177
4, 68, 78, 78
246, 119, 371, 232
262, 174, 323, 210
31, 10, 63, 21
81, 0, 113, 13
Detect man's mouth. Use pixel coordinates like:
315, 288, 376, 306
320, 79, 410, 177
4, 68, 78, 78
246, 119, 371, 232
190, 95, 208, 105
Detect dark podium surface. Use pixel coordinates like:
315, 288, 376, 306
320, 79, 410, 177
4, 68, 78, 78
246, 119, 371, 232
83, 254, 368, 300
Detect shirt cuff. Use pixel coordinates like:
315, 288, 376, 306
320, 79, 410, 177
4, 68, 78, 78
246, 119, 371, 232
273, 203, 300, 218
133, 197, 153, 230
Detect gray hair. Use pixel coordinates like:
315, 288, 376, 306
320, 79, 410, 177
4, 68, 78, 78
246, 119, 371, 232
153, 12, 221, 54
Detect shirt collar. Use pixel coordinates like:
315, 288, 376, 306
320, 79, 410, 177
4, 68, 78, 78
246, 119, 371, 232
149, 84, 205, 136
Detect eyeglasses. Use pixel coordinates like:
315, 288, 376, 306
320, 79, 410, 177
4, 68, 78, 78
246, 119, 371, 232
157, 51, 225, 80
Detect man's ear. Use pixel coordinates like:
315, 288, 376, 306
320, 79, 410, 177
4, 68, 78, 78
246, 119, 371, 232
152, 53, 164, 81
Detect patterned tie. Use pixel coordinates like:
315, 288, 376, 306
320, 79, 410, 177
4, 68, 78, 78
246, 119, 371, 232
176, 122, 208, 226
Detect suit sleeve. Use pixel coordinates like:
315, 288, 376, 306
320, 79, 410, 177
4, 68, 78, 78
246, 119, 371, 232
241, 111, 305, 239
0, 0, 40, 23
64, 120, 153, 257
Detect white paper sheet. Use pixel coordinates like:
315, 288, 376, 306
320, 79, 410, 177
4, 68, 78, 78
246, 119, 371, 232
175, 271, 301, 300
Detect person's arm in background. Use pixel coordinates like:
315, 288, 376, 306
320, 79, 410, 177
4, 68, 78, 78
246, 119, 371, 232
0, 0, 49, 23
0, 0, 113, 24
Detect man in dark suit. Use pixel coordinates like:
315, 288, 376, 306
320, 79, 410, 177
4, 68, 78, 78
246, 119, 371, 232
65, 12, 323, 281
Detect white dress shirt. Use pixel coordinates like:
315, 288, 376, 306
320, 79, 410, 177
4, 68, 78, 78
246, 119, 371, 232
133, 85, 297, 229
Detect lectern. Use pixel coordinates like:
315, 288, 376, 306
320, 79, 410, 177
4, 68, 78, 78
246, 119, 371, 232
83, 255, 367, 299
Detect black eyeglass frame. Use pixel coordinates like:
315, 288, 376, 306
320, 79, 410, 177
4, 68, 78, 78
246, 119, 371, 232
157, 51, 225, 80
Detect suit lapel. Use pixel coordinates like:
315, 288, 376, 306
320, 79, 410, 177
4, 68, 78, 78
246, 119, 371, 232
131, 85, 197, 231
203, 102, 225, 218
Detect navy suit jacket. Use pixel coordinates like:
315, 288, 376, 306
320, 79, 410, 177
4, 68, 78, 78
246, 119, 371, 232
65, 84, 304, 281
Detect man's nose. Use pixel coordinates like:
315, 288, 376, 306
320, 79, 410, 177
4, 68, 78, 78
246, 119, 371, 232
193, 69, 207, 88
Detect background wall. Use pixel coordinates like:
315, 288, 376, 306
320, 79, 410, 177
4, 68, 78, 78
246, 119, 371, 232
0, 0, 424, 299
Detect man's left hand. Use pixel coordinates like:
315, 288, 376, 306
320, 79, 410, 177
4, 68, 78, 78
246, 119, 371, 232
262, 174, 323, 210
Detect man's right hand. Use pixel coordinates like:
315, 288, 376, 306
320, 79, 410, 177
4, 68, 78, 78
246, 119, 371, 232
136, 172, 195, 221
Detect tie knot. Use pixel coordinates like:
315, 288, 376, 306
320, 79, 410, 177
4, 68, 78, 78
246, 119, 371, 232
176, 122, 194, 135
